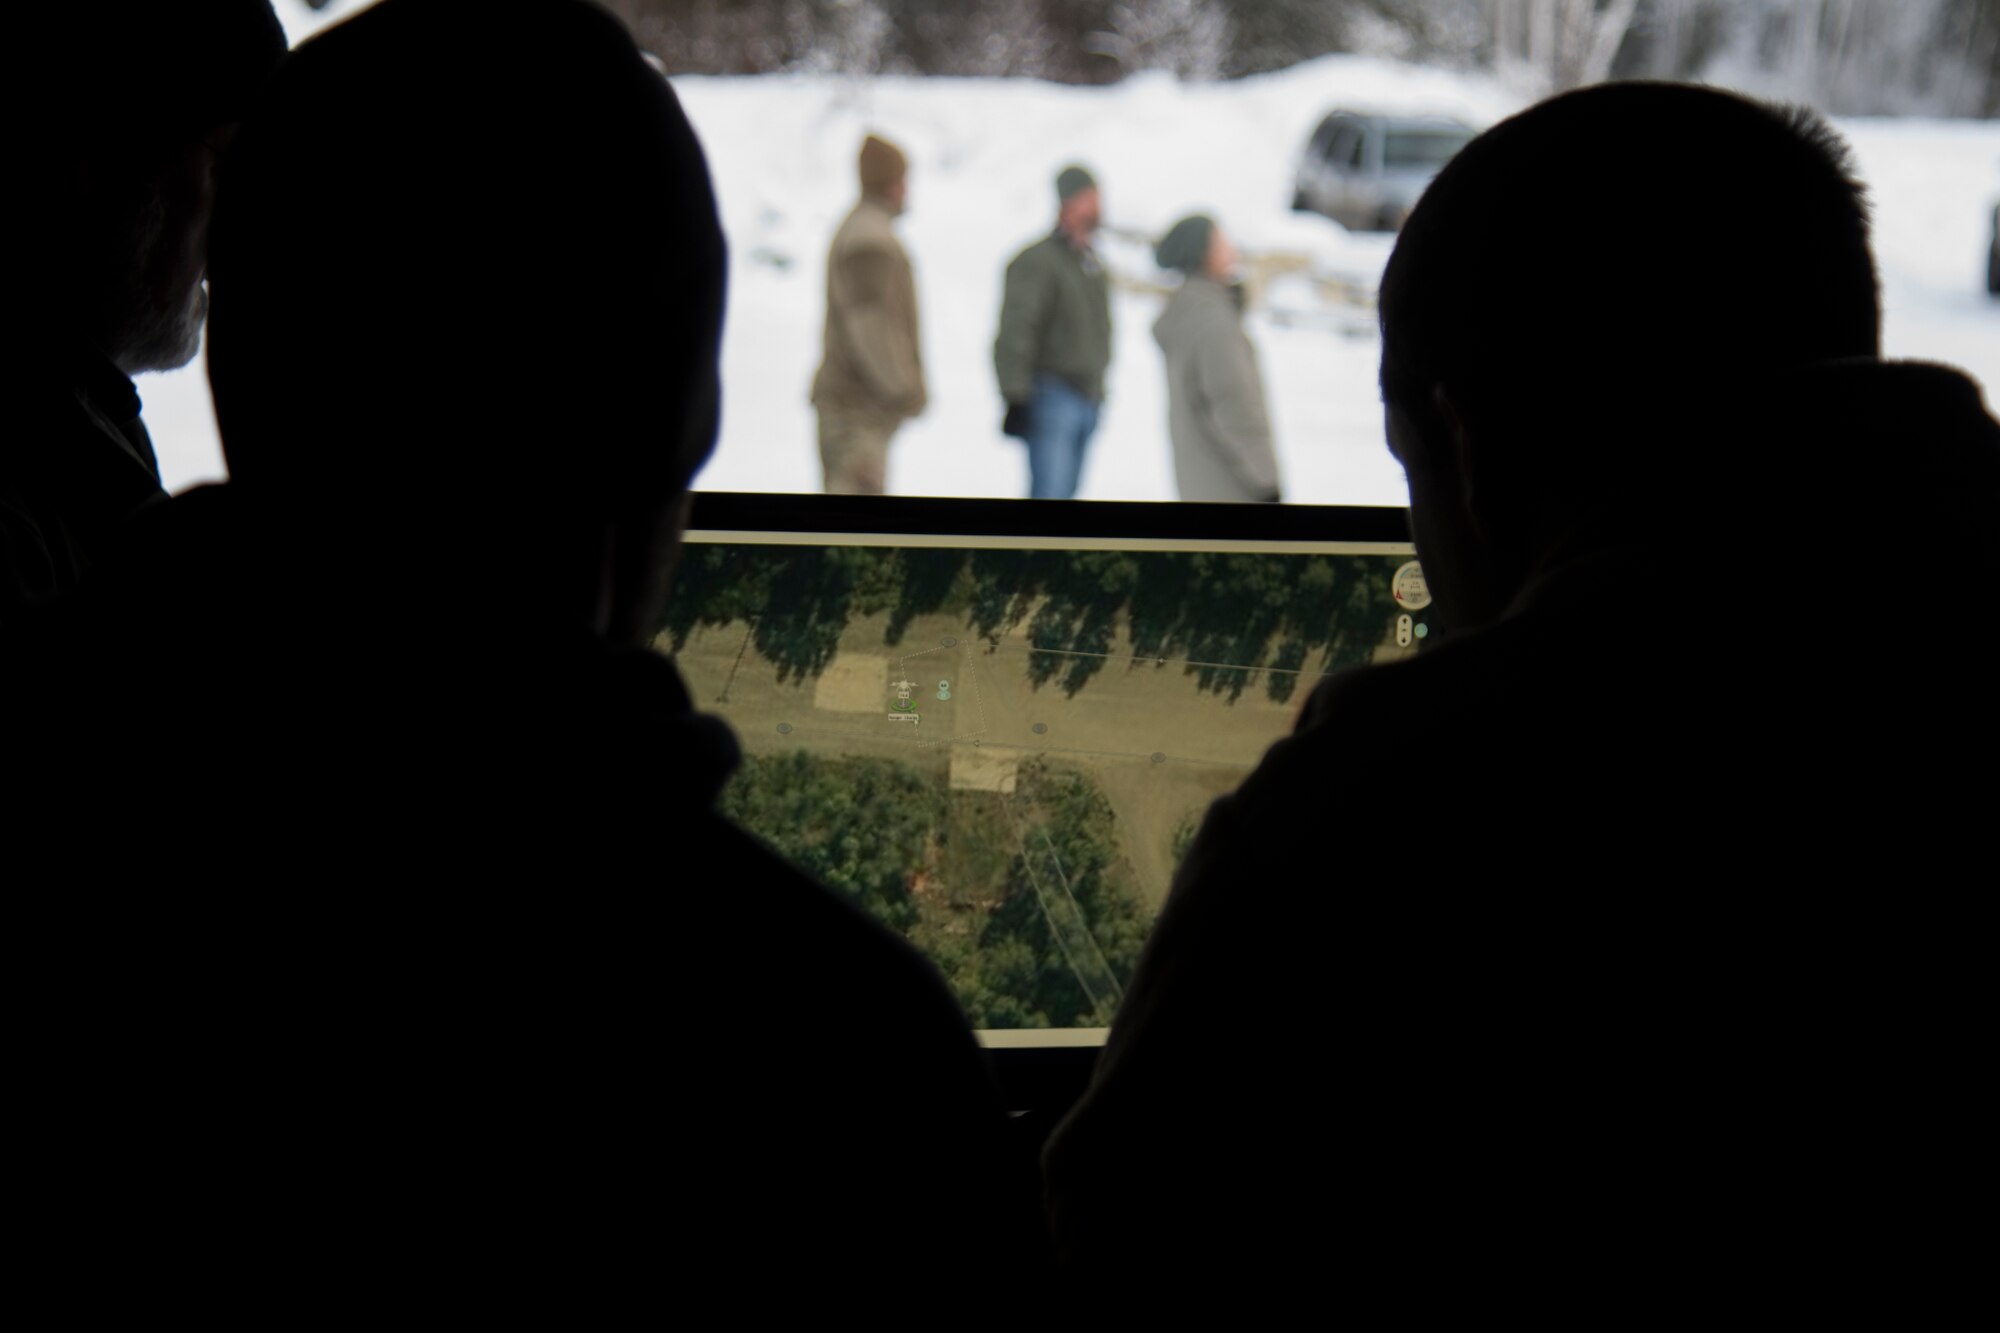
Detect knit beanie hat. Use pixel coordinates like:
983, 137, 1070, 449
860, 134, 908, 194
1056, 165, 1097, 202
1155, 214, 1216, 273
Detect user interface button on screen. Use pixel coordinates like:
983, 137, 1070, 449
1392, 561, 1431, 611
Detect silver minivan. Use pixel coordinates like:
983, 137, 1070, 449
1291, 110, 1476, 232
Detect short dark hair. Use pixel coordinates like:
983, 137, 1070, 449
1379, 83, 1878, 498
207, 0, 725, 526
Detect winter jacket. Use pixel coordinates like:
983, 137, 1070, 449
994, 229, 1112, 405
1042, 359, 2000, 1316
811, 193, 926, 425
1154, 276, 1281, 501
10, 479, 1051, 1314
1, 337, 167, 622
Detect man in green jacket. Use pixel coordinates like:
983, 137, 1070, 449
994, 165, 1112, 499
810, 134, 926, 494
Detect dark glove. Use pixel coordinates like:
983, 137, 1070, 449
1001, 402, 1033, 440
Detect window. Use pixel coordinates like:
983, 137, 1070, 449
1326, 125, 1362, 171
1307, 116, 1339, 160
1383, 130, 1475, 170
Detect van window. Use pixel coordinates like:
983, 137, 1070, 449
1383, 130, 1474, 170
1307, 116, 1339, 159
1325, 124, 1361, 170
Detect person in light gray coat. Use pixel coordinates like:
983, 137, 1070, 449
1152, 215, 1282, 503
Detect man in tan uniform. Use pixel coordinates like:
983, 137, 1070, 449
810, 134, 926, 494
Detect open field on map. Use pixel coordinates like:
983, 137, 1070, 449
663, 542, 1418, 1027
677, 605, 1271, 900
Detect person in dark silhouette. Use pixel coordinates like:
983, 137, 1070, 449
1044, 83, 1997, 1315
19, 0, 1042, 1311
4, 2, 285, 619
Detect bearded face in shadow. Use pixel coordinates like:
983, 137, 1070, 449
84, 134, 222, 376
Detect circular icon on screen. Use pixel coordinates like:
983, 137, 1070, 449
1391, 561, 1431, 611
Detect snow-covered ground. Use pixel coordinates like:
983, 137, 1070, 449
137, 2, 2000, 505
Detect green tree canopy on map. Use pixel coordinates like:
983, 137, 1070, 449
719, 751, 939, 931
717, 751, 1150, 1030
975, 760, 1150, 1027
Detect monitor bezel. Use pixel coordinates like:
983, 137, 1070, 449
687, 491, 1414, 543
680, 491, 1416, 1110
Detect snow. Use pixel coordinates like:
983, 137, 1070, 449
1841, 118, 2000, 372
135, 26, 2000, 507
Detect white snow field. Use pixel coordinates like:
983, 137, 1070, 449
137, 35, 1999, 506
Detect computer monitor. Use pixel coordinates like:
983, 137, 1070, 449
674, 494, 1428, 1051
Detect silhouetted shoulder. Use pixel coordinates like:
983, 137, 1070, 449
669, 812, 1049, 1305
702, 810, 988, 1045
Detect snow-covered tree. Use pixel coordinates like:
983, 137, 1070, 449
1484, 0, 1643, 92
598, 0, 1997, 114
1700, 0, 1999, 115
1100, 0, 1232, 81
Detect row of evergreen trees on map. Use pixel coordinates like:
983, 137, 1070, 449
661, 544, 1401, 705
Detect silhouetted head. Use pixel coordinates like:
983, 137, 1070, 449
42, 1, 285, 374
207, 0, 726, 646
1378, 83, 1878, 630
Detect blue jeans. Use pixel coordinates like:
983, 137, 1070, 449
1025, 374, 1100, 500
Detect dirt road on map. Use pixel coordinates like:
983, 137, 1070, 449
673, 605, 1337, 908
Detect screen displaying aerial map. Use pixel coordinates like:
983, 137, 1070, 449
667, 532, 1430, 1038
